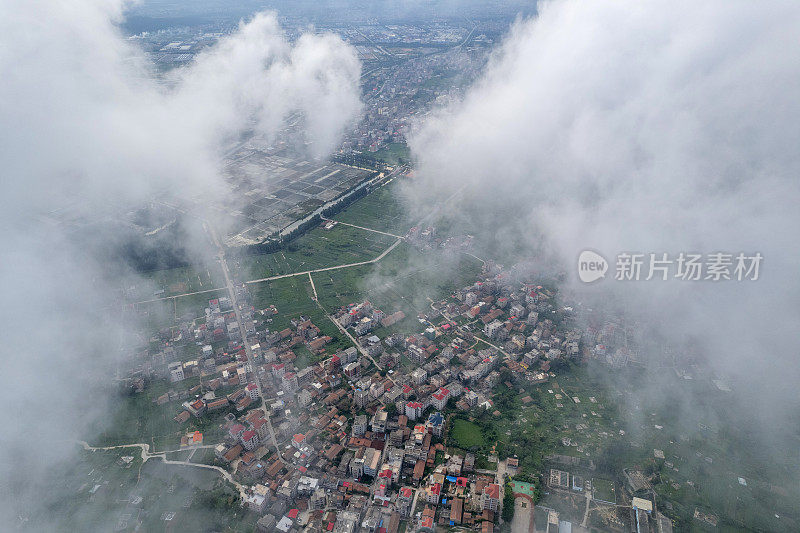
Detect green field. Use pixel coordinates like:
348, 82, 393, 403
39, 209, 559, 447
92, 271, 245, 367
310, 242, 483, 328
331, 179, 410, 234
369, 142, 411, 166
93, 388, 233, 452
128, 263, 226, 300
592, 478, 616, 504
239, 178, 482, 328
450, 418, 486, 449
249, 276, 353, 355
173, 288, 227, 320
480, 361, 800, 531
510, 480, 538, 499
235, 222, 398, 281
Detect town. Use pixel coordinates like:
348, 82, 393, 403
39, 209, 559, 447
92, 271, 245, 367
111, 226, 684, 533
68, 161, 794, 532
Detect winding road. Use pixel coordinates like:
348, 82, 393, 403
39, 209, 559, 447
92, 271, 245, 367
77, 440, 247, 497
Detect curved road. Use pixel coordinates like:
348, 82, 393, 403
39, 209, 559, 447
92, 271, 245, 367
77, 440, 247, 498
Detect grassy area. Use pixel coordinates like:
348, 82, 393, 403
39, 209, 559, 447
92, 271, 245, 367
164, 449, 194, 462
189, 446, 218, 466
370, 142, 411, 166
240, 178, 481, 329
250, 276, 353, 354
234, 222, 397, 281
332, 179, 410, 235
174, 289, 226, 320
93, 391, 232, 452
592, 478, 616, 504
483, 362, 800, 531
128, 263, 226, 301
251, 276, 318, 325
131, 299, 173, 336
310, 242, 483, 329
450, 418, 486, 449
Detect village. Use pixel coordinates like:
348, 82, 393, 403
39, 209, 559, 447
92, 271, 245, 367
111, 238, 691, 533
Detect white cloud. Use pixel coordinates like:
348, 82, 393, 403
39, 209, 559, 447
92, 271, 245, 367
407, 0, 800, 408
0, 2, 361, 526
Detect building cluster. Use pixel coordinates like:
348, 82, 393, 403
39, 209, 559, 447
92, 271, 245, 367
443, 267, 583, 381
202, 345, 509, 533
167, 285, 527, 532
345, 44, 486, 156
122, 257, 603, 533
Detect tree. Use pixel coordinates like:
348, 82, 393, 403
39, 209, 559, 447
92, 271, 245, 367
502, 482, 515, 522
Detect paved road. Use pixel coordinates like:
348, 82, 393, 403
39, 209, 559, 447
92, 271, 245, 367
132, 287, 226, 305
434, 302, 512, 359
408, 486, 422, 519
320, 216, 404, 239
208, 223, 282, 458
306, 276, 384, 371
130, 235, 403, 305
77, 440, 247, 497
325, 310, 383, 370
134, 178, 460, 305
580, 489, 593, 527
463, 252, 486, 266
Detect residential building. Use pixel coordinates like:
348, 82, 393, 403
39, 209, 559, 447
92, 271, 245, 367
241, 430, 259, 451
405, 401, 424, 421
352, 415, 368, 436
168, 362, 184, 382
482, 483, 500, 511
245, 383, 259, 401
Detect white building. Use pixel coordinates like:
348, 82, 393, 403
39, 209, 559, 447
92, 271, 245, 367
484, 320, 504, 339
405, 401, 424, 421
245, 383, 260, 401
363, 447, 382, 477
431, 387, 451, 410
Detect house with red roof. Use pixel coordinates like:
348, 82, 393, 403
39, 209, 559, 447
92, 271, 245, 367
405, 401, 424, 421
291, 433, 306, 449
228, 423, 245, 439
423, 483, 441, 504
241, 429, 259, 451
481, 483, 500, 511
419, 516, 434, 533
398, 486, 414, 517
431, 387, 451, 410
245, 383, 259, 401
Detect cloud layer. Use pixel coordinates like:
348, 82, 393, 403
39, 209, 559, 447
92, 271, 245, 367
0, 2, 361, 528
1, 5, 361, 214
406, 0, 800, 413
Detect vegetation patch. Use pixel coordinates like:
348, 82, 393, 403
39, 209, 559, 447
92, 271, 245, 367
450, 418, 486, 449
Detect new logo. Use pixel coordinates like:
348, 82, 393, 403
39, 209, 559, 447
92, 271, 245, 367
578, 250, 608, 283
